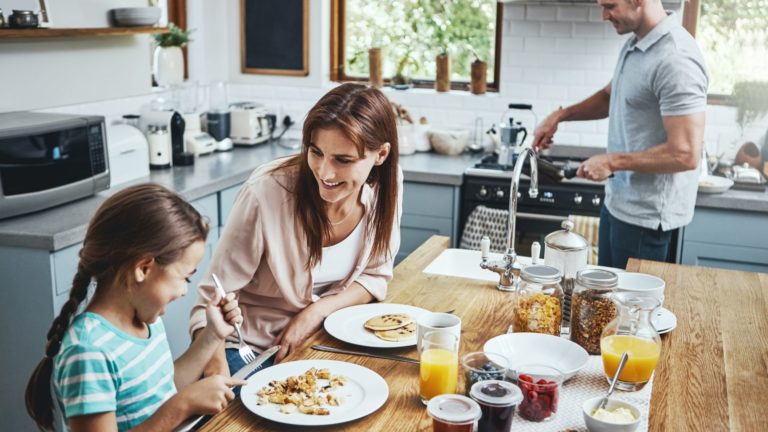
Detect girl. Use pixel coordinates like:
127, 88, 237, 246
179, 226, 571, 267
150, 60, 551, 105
26, 184, 246, 431
189, 83, 402, 373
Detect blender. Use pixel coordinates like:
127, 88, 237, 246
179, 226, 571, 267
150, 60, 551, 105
177, 82, 215, 155
206, 81, 233, 152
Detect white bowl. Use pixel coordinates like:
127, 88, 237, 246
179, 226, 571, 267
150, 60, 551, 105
616, 272, 665, 305
582, 396, 641, 432
483, 333, 588, 381
698, 174, 733, 194
111, 7, 161, 27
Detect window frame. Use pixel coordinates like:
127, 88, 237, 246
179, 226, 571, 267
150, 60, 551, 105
330, 0, 503, 92
681, 0, 742, 105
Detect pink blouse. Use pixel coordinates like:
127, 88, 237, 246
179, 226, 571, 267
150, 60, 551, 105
188, 157, 403, 352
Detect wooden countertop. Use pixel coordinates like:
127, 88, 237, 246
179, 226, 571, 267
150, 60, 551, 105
198, 236, 768, 431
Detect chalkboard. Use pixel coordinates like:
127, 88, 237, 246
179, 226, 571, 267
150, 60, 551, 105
240, 0, 309, 76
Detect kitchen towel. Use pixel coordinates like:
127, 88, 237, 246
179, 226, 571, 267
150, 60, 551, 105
570, 214, 600, 265
460, 205, 508, 253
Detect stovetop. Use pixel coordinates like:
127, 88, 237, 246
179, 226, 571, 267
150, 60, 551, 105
465, 151, 604, 186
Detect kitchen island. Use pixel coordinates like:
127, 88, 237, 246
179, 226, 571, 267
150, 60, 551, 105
199, 235, 768, 431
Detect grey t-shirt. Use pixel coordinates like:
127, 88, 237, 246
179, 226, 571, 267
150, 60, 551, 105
605, 12, 708, 231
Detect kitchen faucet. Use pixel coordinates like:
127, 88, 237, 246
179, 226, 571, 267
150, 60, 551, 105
480, 147, 539, 291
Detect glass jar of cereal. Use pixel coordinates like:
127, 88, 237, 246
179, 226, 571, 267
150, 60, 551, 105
570, 269, 618, 354
512, 265, 563, 336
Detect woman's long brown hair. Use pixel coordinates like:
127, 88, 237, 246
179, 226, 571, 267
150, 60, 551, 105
278, 83, 399, 269
25, 184, 209, 431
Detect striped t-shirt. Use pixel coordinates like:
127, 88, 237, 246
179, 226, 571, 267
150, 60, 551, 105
53, 312, 177, 431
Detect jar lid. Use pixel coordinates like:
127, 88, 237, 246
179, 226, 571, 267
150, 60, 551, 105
576, 268, 618, 288
521, 264, 562, 284
426, 394, 482, 424
544, 220, 589, 251
470, 380, 522, 407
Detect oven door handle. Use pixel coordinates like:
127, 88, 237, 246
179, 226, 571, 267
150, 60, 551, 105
515, 212, 570, 223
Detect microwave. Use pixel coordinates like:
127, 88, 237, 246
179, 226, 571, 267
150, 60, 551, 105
0, 112, 110, 220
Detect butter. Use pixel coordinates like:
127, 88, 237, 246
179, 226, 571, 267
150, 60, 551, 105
592, 406, 636, 424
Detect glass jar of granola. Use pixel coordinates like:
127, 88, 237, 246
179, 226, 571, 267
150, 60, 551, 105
511, 265, 563, 336
570, 269, 618, 354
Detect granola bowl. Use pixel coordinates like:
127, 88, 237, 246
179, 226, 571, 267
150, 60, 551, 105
484, 332, 588, 381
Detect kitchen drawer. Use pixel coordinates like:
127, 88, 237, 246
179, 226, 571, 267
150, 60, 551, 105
680, 240, 768, 273
403, 182, 456, 218
219, 183, 243, 227
684, 207, 768, 250
190, 193, 219, 229
398, 214, 453, 264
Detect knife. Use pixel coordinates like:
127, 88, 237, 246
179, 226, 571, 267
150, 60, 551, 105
312, 344, 420, 364
175, 345, 280, 432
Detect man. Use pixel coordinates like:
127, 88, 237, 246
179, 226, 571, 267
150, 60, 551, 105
532, 0, 708, 269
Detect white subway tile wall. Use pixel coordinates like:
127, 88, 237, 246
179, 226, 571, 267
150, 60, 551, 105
38, 4, 765, 156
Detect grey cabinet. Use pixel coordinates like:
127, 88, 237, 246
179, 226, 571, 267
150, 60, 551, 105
163, 194, 219, 358
219, 183, 243, 228
398, 181, 459, 264
680, 207, 768, 273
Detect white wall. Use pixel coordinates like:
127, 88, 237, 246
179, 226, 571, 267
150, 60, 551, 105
14, 2, 766, 160
0, 0, 153, 113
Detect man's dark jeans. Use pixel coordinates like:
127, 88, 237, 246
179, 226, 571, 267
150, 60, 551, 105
598, 206, 674, 269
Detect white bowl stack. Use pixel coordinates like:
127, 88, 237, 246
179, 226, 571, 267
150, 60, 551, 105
111, 7, 161, 27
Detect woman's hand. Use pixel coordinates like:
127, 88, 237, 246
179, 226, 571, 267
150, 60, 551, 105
273, 304, 325, 363
205, 292, 243, 340
176, 375, 246, 415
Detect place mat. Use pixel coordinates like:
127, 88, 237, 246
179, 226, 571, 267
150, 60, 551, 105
510, 356, 653, 432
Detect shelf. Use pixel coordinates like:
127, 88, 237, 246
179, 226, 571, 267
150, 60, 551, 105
0, 26, 168, 39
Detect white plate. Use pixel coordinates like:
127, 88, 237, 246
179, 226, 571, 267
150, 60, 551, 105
324, 303, 430, 348
698, 175, 733, 194
652, 307, 677, 334
240, 359, 388, 426
483, 332, 589, 381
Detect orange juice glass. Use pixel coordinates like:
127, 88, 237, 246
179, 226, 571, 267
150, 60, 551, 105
420, 331, 459, 404
600, 293, 662, 391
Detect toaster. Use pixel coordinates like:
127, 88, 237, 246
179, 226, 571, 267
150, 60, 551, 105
230, 102, 271, 146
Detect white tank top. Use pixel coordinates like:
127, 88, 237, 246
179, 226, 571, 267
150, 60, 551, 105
311, 220, 365, 299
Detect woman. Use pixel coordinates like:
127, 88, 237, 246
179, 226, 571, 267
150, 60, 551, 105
189, 83, 401, 374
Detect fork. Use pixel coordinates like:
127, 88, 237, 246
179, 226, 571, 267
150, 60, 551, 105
211, 273, 257, 364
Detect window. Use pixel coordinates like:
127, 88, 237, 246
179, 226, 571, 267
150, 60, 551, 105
331, 0, 502, 91
683, 0, 768, 96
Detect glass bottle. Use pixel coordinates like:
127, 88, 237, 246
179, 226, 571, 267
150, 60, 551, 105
511, 265, 563, 336
600, 293, 661, 392
570, 269, 618, 354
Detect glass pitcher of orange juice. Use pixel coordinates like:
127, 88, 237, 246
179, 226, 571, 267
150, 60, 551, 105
420, 331, 459, 404
600, 293, 661, 391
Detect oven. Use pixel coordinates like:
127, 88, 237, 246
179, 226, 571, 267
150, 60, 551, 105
460, 173, 604, 257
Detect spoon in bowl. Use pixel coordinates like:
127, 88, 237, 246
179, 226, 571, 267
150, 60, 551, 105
597, 351, 629, 411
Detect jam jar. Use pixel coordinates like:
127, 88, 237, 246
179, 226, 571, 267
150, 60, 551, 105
469, 380, 522, 432
511, 265, 563, 336
426, 394, 482, 432
570, 269, 618, 354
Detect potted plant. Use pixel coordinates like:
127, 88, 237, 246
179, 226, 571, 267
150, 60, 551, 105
469, 49, 487, 95
153, 23, 193, 87
392, 51, 416, 89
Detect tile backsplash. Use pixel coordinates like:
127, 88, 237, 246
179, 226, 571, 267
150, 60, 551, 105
35, 4, 766, 161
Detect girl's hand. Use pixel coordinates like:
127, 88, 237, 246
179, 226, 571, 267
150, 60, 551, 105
205, 292, 243, 340
273, 304, 325, 363
178, 375, 246, 415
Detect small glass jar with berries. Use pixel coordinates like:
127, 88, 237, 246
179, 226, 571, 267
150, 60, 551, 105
513, 364, 563, 422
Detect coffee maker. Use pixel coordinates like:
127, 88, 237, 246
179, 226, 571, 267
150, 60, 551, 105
497, 103, 533, 166
206, 81, 233, 152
